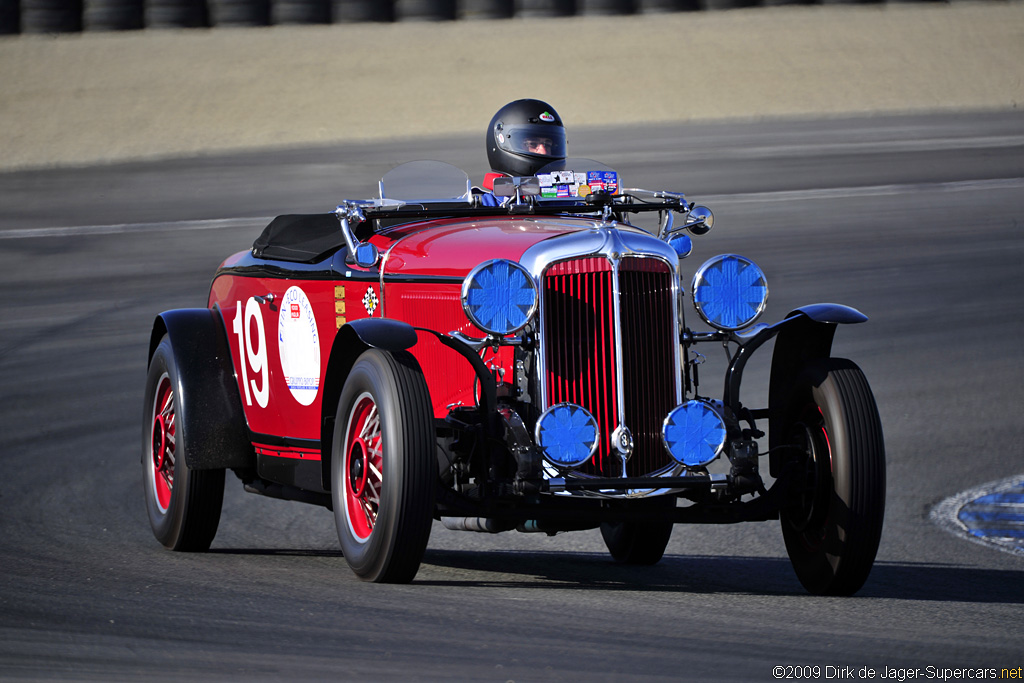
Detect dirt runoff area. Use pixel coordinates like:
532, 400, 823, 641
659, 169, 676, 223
0, 1, 1022, 170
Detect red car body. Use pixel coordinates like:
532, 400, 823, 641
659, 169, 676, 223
143, 160, 886, 594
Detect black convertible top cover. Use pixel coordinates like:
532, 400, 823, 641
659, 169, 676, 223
251, 214, 346, 263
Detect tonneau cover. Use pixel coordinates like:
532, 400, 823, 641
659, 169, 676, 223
251, 214, 346, 263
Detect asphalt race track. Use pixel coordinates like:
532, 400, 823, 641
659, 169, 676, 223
1, 111, 1023, 680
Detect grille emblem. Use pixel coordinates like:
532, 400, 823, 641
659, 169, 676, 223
611, 424, 634, 459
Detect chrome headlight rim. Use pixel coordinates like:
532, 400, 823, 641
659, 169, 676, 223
691, 253, 769, 332
534, 402, 600, 470
661, 399, 728, 468
460, 258, 539, 336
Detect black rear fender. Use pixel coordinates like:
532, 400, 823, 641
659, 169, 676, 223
148, 308, 254, 470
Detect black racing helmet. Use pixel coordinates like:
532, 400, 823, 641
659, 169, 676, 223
486, 99, 567, 177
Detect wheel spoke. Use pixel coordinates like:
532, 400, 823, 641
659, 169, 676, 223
367, 460, 382, 481
365, 479, 380, 504
160, 392, 174, 420
360, 497, 377, 527
361, 405, 379, 441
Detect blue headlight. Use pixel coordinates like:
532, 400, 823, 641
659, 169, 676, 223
461, 259, 538, 336
662, 400, 727, 467
535, 403, 599, 469
691, 254, 768, 331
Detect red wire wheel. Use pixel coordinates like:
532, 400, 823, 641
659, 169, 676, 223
331, 348, 435, 583
342, 394, 384, 542
149, 374, 176, 512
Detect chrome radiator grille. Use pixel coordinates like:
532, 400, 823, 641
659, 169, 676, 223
542, 256, 678, 478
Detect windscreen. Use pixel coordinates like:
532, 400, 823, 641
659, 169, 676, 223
378, 161, 472, 203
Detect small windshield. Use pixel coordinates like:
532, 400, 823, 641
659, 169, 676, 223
379, 161, 472, 203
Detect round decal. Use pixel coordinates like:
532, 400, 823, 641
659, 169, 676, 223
278, 286, 321, 406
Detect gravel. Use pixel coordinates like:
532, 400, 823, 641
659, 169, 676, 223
0, 2, 1022, 170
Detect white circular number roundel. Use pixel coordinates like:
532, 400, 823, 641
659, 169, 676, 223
277, 286, 321, 406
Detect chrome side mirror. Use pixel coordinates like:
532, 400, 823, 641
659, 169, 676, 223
686, 205, 714, 235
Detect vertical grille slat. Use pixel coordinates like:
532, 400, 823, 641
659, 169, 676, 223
543, 256, 676, 478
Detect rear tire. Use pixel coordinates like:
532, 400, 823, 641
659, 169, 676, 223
143, 337, 224, 551
779, 358, 885, 595
331, 349, 435, 583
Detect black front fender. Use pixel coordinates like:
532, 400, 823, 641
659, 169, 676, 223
149, 308, 254, 470
766, 304, 867, 476
722, 302, 866, 423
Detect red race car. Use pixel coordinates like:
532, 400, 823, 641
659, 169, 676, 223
143, 159, 885, 595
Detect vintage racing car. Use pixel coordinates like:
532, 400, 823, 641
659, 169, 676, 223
143, 159, 886, 595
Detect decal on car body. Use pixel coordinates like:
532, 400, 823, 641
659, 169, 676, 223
362, 286, 379, 316
232, 298, 270, 409
278, 286, 321, 406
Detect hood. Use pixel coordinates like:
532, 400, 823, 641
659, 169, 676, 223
377, 216, 598, 279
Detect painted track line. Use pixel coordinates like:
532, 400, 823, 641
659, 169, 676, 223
2, 176, 1022, 241
699, 177, 1024, 205
0, 216, 269, 240
931, 475, 1024, 558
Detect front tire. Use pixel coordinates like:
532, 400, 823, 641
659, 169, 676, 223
600, 498, 675, 565
143, 336, 224, 551
331, 349, 435, 583
600, 520, 673, 565
779, 358, 885, 596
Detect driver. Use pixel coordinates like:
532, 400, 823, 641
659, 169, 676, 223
479, 99, 567, 205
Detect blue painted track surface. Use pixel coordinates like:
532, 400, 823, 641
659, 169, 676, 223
932, 476, 1024, 556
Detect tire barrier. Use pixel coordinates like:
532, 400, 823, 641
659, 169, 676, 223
701, 0, 757, 9
20, 0, 81, 32
582, 0, 638, 14
84, 0, 143, 29
461, 0, 513, 19
396, 0, 457, 20
0, 0, 20, 33
332, 0, 393, 21
272, 0, 328, 23
208, 0, 268, 25
518, 0, 576, 16
145, 0, 207, 27
2, 0, 927, 32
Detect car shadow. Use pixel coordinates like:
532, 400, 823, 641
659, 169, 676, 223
417, 549, 1024, 603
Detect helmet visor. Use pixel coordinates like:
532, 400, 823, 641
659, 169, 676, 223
495, 123, 567, 161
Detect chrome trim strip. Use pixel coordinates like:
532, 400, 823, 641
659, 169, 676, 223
607, 232, 629, 477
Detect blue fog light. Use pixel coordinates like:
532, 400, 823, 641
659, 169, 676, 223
535, 403, 599, 469
662, 400, 727, 467
461, 259, 538, 336
691, 254, 768, 331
